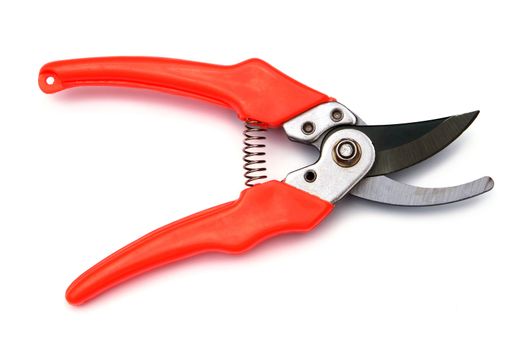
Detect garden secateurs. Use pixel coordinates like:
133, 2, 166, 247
38, 57, 494, 305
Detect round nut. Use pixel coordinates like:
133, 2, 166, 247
332, 139, 361, 167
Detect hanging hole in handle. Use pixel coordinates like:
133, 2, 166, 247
45, 76, 55, 85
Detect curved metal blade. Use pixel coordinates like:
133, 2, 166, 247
353, 111, 479, 176
351, 175, 494, 206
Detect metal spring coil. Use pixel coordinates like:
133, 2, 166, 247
243, 120, 267, 186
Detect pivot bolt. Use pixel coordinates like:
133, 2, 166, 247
333, 139, 361, 167
337, 141, 355, 158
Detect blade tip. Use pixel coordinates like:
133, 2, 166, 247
461, 110, 480, 121
484, 176, 494, 192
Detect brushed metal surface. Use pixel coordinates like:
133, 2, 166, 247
351, 175, 494, 206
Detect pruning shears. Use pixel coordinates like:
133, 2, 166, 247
38, 57, 494, 305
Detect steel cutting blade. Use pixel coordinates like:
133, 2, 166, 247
350, 175, 494, 206
348, 110, 493, 206
352, 111, 479, 176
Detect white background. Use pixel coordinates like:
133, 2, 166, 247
1, 1, 526, 349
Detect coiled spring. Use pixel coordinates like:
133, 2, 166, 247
243, 120, 267, 186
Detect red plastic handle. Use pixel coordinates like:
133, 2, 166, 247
38, 57, 333, 127
66, 181, 333, 305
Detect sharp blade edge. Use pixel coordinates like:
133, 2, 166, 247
350, 175, 494, 206
353, 111, 479, 176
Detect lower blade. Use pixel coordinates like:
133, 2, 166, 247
353, 111, 479, 176
351, 175, 494, 206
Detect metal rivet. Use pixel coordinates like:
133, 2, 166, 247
302, 121, 315, 135
330, 108, 344, 122
304, 170, 317, 182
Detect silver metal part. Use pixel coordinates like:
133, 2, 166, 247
336, 140, 356, 159
285, 128, 375, 203
283, 102, 493, 206
333, 139, 361, 167
283, 102, 357, 144
351, 174, 494, 206
351, 111, 494, 206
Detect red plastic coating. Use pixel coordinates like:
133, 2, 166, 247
66, 181, 333, 305
38, 57, 333, 127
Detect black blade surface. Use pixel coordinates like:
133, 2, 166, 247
352, 111, 479, 176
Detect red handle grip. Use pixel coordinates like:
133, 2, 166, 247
66, 181, 333, 305
38, 57, 333, 127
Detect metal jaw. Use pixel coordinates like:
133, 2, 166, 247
283, 102, 358, 146
283, 101, 375, 203
283, 102, 494, 206
284, 128, 375, 203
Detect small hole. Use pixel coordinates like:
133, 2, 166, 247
304, 170, 317, 183
302, 121, 315, 135
46, 76, 55, 85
